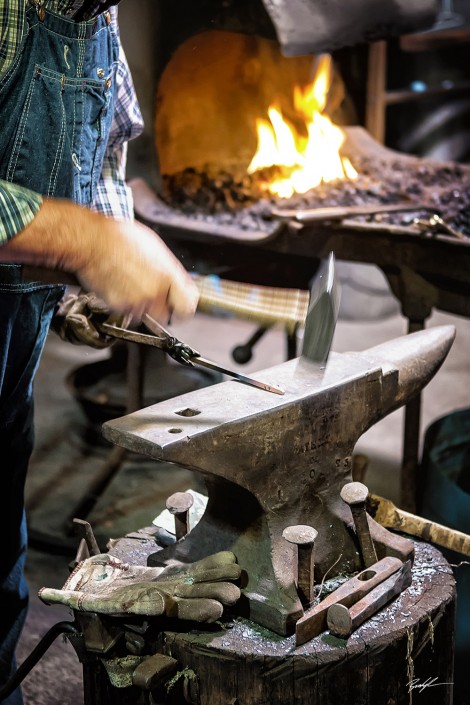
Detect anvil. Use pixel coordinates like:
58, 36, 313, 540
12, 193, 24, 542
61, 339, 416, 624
103, 326, 455, 635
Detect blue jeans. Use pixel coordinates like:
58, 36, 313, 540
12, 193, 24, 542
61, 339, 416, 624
0, 266, 65, 705
0, 6, 118, 703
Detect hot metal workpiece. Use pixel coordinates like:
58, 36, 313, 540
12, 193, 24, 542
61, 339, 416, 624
103, 326, 455, 636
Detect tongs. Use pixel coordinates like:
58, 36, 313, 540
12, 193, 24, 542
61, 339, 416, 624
98, 314, 284, 396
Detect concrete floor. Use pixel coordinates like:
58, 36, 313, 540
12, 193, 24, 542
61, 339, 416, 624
15, 264, 470, 704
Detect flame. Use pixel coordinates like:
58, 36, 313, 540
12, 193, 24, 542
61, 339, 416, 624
247, 55, 357, 198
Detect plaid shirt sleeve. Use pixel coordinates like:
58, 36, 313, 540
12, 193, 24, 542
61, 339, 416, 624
0, 180, 43, 245
91, 11, 144, 221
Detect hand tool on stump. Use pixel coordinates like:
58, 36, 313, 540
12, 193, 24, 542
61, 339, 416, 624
368, 494, 470, 556
326, 559, 413, 638
165, 491, 193, 540
282, 525, 318, 606
340, 481, 378, 567
103, 325, 455, 636
295, 555, 403, 645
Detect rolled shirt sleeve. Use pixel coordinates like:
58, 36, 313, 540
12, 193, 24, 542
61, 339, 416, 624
0, 179, 43, 244
91, 11, 144, 222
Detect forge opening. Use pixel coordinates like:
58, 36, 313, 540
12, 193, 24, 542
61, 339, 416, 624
155, 31, 357, 210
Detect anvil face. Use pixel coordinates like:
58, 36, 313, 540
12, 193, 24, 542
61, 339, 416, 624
103, 326, 454, 635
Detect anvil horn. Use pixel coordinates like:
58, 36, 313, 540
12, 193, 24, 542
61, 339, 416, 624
361, 324, 456, 412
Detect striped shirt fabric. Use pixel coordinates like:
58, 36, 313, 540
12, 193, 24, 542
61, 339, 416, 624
0, 1, 143, 244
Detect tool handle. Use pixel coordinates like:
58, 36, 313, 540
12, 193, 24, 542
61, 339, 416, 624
396, 507, 470, 557
22, 267, 308, 333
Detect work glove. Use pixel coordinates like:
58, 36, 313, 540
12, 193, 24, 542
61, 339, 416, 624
51, 291, 132, 350
39, 551, 241, 623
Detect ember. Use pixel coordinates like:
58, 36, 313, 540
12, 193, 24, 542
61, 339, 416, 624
160, 151, 470, 238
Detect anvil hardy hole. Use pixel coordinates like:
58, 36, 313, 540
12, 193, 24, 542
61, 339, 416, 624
358, 569, 377, 581
168, 428, 183, 434
174, 408, 201, 417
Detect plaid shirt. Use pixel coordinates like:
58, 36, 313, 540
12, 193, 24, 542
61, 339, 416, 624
0, 1, 143, 244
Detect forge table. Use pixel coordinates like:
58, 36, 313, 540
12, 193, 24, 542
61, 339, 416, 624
131, 128, 470, 512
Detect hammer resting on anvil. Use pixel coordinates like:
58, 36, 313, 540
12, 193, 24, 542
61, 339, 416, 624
103, 325, 455, 636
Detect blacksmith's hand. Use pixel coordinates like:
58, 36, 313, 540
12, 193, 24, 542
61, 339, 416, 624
51, 291, 132, 349
1, 199, 199, 324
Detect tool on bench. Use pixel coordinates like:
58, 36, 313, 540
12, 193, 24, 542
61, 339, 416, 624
295, 556, 404, 645
413, 213, 467, 241
269, 202, 435, 224
326, 559, 413, 638
368, 494, 470, 557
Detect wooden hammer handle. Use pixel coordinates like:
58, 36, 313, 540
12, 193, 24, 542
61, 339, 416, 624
370, 494, 470, 557
394, 507, 470, 557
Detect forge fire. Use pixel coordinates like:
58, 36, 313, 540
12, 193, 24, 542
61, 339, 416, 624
155, 35, 470, 240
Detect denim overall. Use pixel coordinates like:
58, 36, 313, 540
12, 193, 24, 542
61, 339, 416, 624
0, 6, 118, 703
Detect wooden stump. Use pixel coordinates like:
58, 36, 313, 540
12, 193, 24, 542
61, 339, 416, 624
160, 543, 455, 705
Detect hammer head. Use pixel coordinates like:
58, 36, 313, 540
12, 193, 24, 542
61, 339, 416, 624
301, 252, 341, 366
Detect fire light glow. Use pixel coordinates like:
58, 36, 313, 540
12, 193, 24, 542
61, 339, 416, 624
247, 55, 357, 198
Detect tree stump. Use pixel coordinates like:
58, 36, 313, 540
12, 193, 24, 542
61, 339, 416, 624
160, 543, 455, 705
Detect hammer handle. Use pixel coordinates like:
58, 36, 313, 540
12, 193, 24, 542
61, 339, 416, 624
370, 494, 470, 557
392, 507, 470, 557
22, 266, 310, 332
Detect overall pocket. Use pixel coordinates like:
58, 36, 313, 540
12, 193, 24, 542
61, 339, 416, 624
5, 64, 111, 203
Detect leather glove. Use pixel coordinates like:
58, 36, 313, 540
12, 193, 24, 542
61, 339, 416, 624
39, 551, 241, 623
51, 291, 132, 350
